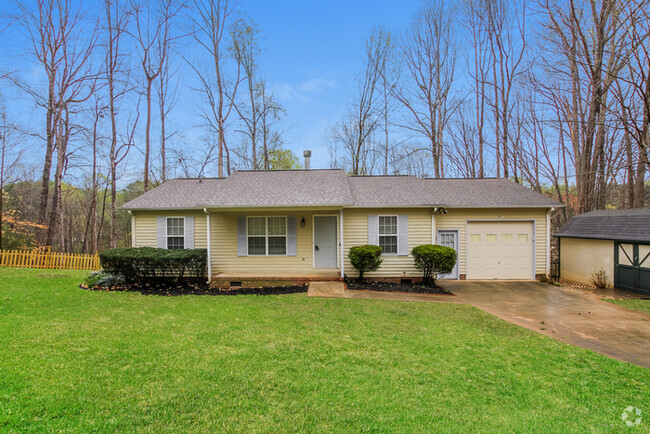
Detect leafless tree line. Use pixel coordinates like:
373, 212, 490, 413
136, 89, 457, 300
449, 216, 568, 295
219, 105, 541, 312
328, 0, 650, 217
0, 0, 649, 254
0, 0, 288, 252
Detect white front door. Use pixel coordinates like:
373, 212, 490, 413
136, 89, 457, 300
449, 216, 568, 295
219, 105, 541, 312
314, 216, 337, 268
437, 230, 459, 279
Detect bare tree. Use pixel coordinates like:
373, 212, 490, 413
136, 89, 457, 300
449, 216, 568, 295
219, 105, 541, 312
231, 16, 262, 169
17, 0, 98, 249
132, 0, 182, 191
105, 0, 134, 248
157, 49, 180, 182
16, 0, 70, 227
188, 0, 241, 178
463, 0, 492, 178
375, 27, 399, 175
484, 0, 528, 179
395, 1, 460, 178
537, 0, 640, 212
614, 0, 650, 207
331, 28, 390, 175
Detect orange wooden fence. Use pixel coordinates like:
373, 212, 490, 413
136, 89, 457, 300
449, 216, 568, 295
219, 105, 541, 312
0, 249, 101, 271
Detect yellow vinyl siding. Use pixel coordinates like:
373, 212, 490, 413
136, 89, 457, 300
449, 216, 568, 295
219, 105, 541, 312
560, 238, 614, 287
343, 208, 433, 278
133, 211, 208, 249
134, 207, 549, 279
435, 208, 548, 276
210, 210, 339, 276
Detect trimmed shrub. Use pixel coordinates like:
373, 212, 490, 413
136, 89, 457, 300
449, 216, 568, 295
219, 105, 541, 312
349, 244, 383, 283
99, 247, 208, 282
411, 244, 457, 286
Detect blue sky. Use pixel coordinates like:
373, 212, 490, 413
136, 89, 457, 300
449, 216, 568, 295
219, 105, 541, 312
0, 0, 424, 179
215, 0, 422, 169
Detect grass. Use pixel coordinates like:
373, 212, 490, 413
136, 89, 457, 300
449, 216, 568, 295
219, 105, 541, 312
606, 299, 650, 315
1, 269, 649, 432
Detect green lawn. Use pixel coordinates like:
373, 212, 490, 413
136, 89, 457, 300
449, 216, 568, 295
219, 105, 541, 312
1, 269, 649, 432
606, 299, 650, 315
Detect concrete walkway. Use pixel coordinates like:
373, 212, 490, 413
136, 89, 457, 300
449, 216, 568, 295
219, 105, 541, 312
307, 281, 462, 303
442, 281, 650, 369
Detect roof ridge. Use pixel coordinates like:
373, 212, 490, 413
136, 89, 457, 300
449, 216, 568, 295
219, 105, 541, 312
232, 168, 345, 173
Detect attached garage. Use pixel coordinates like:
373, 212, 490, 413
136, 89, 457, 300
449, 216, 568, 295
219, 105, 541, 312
555, 208, 650, 295
466, 221, 534, 280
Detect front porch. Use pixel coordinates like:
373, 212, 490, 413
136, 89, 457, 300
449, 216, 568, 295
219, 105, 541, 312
210, 272, 342, 289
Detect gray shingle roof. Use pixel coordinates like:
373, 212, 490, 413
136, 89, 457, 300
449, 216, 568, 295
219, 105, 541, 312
346, 176, 441, 207
555, 208, 650, 242
122, 170, 353, 209
122, 170, 562, 210
121, 178, 226, 209
421, 178, 562, 208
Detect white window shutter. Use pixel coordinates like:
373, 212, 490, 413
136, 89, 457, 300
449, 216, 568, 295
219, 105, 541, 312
368, 215, 378, 245
287, 216, 297, 256
185, 217, 195, 249
237, 216, 247, 256
398, 214, 409, 256
157, 217, 166, 249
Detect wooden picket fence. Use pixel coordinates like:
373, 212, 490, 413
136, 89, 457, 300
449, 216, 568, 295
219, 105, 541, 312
0, 249, 101, 271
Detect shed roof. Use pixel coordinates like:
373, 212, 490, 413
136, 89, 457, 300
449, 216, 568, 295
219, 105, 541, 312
122, 170, 562, 210
555, 208, 650, 243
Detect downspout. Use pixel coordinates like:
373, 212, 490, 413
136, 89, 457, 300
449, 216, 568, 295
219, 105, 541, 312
432, 209, 437, 244
340, 208, 344, 279
129, 211, 135, 247
546, 207, 555, 277
204, 208, 212, 284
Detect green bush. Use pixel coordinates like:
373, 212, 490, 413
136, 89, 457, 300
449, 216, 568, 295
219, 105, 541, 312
411, 244, 457, 286
83, 270, 109, 288
99, 247, 208, 283
349, 245, 383, 283
83, 270, 126, 289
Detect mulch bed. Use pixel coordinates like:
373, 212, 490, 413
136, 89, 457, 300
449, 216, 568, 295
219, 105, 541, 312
80, 281, 308, 296
345, 280, 452, 295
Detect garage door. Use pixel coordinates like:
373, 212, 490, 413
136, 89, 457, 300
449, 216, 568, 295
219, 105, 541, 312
467, 221, 534, 280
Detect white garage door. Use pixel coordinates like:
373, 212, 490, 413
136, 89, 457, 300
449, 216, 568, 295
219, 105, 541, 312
467, 221, 534, 280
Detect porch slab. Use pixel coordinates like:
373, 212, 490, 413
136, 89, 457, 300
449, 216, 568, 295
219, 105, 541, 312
307, 281, 346, 298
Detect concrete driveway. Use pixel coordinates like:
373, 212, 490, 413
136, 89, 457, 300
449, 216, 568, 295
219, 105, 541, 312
441, 281, 650, 369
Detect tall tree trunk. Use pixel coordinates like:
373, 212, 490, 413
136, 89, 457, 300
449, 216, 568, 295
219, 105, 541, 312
39, 79, 56, 225
623, 122, 635, 208
159, 79, 167, 182
144, 78, 152, 191
636, 146, 648, 208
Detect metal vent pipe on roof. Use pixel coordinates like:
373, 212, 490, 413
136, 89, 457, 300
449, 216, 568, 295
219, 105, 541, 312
303, 150, 311, 170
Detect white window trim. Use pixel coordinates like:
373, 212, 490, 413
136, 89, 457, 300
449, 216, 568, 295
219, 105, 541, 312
165, 216, 186, 250
378, 215, 399, 256
246, 216, 288, 256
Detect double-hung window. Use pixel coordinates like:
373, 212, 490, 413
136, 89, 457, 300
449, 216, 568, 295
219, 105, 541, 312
247, 216, 287, 255
166, 217, 185, 250
378, 215, 398, 254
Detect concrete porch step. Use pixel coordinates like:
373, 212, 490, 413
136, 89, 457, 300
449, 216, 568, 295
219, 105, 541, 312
307, 281, 347, 298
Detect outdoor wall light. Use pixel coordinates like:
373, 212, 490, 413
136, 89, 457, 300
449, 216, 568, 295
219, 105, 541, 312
301, 217, 306, 227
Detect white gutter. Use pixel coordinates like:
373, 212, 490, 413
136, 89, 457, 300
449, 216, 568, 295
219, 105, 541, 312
432, 209, 437, 244
340, 208, 344, 278
204, 208, 212, 283
546, 207, 555, 276
128, 211, 135, 247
